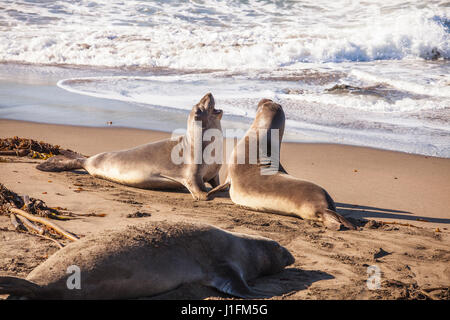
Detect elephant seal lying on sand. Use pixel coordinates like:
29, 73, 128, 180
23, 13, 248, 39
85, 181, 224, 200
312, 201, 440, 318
208, 99, 355, 230
37, 93, 223, 201
0, 221, 294, 299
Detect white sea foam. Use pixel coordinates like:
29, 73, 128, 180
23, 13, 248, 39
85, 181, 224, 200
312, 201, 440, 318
0, 1, 448, 69
351, 70, 450, 98
57, 71, 450, 115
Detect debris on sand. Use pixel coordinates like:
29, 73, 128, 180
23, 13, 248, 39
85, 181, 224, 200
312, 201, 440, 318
382, 280, 449, 300
373, 247, 391, 260
0, 183, 80, 247
0, 136, 61, 159
365, 220, 382, 229
364, 219, 420, 229
126, 211, 152, 218
0, 184, 71, 220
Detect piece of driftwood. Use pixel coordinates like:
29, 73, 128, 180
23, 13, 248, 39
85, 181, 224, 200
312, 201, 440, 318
10, 213, 64, 249
10, 208, 79, 242
0, 150, 29, 156
33, 234, 64, 249
9, 214, 21, 230
16, 214, 45, 235
74, 212, 107, 217
418, 289, 436, 300
422, 286, 450, 292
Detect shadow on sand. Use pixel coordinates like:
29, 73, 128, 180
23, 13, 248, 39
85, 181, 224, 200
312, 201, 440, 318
336, 202, 450, 224
70, 170, 449, 225
150, 268, 334, 299
249, 268, 334, 298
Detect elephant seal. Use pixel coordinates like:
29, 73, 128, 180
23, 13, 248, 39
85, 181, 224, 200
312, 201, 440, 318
208, 99, 355, 230
0, 221, 294, 299
37, 93, 223, 200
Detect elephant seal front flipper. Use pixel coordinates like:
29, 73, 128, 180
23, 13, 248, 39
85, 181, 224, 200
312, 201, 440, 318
209, 262, 272, 298
207, 177, 230, 197
159, 173, 208, 201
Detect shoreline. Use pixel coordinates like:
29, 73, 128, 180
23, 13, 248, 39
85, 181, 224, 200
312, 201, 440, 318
1, 119, 448, 160
1, 61, 449, 158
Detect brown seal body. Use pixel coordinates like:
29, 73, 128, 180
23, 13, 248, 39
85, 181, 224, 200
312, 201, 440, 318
37, 93, 222, 200
0, 221, 294, 299
209, 99, 355, 230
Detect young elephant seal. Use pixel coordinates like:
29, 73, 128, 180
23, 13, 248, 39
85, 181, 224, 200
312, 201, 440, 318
0, 221, 294, 299
208, 99, 355, 230
36, 93, 222, 201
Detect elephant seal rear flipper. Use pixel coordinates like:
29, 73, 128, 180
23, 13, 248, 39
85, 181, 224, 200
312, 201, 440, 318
36, 150, 86, 172
0, 276, 42, 298
36, 156, 85, 172
322, 209, 355, 230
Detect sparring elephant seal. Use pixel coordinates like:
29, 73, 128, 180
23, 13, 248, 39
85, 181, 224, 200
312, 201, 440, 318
37, 93, 223, 200
208, 99, 355, 230
0, 221, 294, 299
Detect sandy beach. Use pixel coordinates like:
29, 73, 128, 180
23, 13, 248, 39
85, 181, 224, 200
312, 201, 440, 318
1, 119, 449, 300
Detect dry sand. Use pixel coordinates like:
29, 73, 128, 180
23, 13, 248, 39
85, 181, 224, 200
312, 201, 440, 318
0, 119, 449, 300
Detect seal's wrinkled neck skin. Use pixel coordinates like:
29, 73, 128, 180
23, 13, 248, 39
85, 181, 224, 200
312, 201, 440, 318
252, 99, 285, 146
185, 93, 223, 157
231, 99, 285, 171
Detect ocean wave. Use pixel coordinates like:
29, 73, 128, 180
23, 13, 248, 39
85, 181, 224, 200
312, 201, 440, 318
10, 68, 445, 158
0, 1, 448, 69
57, 74, 450, 121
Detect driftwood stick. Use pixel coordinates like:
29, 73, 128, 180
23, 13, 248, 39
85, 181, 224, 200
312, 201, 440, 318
422, 286, 450, 292
9, 214, 63, 249
33, 234, 64, 249
418, 289, 436, 300
10, 208, 79, 242
0, 150, 29, 156
9, 214, 21, 230
16, 214, 45, 235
